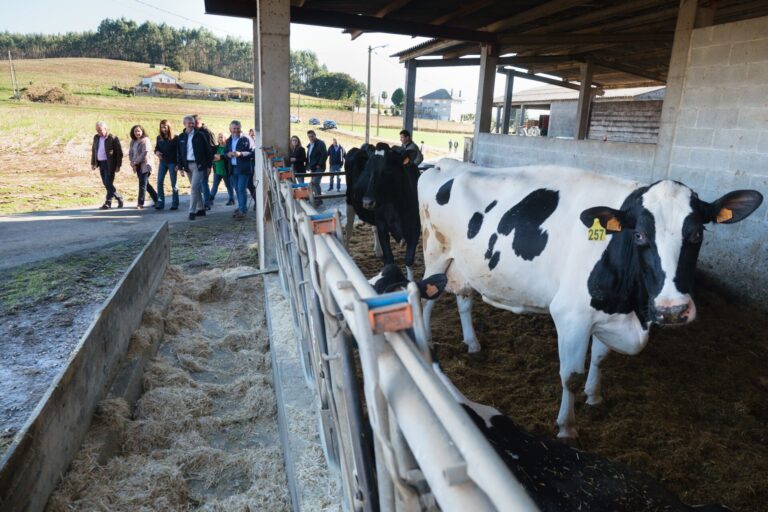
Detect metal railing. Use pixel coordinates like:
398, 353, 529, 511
261, 150, 537, 512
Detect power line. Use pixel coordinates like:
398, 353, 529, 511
131, 0, 233, 34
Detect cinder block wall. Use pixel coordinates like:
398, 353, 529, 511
667, 16, 768, 307
474, 132, 656, 182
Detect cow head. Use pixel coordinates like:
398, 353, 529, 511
361, 144, 419, 210
370, 264, 448, 300
581, 181, 762, 326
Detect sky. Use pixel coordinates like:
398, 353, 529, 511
0, 0, 541, 110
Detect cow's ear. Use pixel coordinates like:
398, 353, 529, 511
417, 273, 448, 300
402, 148, 419, 166
580, 207, 626, 233
707, 190, 763, 224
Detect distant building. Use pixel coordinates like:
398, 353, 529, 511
415, 88, 463, 122
139, 71, 178, 88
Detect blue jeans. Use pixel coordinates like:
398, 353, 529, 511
134, 166, 158, 206
211, 173, 234, 202
328, 164, 342, 190
200, 170, 211, 207
234, 172, 251, 214
156, 161, 178, 209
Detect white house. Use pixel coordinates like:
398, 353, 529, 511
139, 71, 178, 88
415, 88, 463, 122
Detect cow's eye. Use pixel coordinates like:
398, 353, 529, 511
689, 229, 703, 244
633, 232, 649, 246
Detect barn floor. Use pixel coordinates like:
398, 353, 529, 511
347, 223, 768, 512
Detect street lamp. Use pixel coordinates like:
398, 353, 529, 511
366, 44, 388, 144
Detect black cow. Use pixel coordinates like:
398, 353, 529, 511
345, 143, 421, 280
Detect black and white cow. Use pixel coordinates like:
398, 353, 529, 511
345, 143, 422, 280
419, 160, 763, 439
369, 263, 447, 300
433, 362, 729, 512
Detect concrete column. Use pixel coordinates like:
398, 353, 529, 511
652, 0, 701, 179
251, 20, 260, 132
502, 71, 513, 135
494, 107, 501, 133
473, 44, 498, 160
403, 60, 417, 134
255, 0, 289, 269
575, 60, 594, 140
517, 104, 526, 134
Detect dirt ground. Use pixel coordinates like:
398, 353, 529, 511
347, 223, 768, 512
49, 265, 289, 510
0, 216, 259, 457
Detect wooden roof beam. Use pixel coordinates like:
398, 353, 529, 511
291, 7, 496, 42
525, 0, 672, 35
347, 0, 413, 40
497, 33, 673, 45
413, 55, 581, 68
429, 0, 495, 25
497, 68, 604, 95
592, 58, 667, 83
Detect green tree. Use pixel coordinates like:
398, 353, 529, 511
290, 50, 326, 93
391, 88, 404, 108
170, 54, 188, 80
307, 72, 366, 101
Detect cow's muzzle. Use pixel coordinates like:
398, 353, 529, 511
363, 197, 376, 210
651, 301, 696, 326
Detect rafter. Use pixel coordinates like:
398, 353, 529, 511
430, 0, 495, 25
347, 0, 413, 40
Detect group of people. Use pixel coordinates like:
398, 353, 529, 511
446, 139, 460, 152
90, 114, 258, 220
287, 129, 423, 206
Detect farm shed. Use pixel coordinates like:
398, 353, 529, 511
199, 1, 768, 511
490, 84, 666, 143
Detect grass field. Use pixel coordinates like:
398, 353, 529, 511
0, 58, 467, 214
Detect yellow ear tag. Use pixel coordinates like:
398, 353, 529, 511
588, 218, 606, 241
716, 207, 733, 223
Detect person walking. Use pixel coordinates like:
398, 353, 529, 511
154, 119, 179, 210
226, 120, 254, 220
211, 132, 235, 206
327, 138, 344, 192
91, 121, 124, 210
177, 115, 214, 220
193, 114, 215, 209
453, 140, 459, 152
289, 135, 306, 184
448, 138, 453, 152
246, 128, 258, 209
399, 129, 424, 165
128, 125, 159, 209
306, 130, 327, 206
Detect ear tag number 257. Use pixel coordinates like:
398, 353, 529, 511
587, 218, 606, 241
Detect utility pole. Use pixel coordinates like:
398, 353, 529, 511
8, 50, 19, 99
376, 92, 381, 137
297, 92, 301, 121
365, 44, 387, 144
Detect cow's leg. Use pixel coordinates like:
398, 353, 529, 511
423, 298, 435, 343
457, 295, 480, 353
585, 336, 611, 406
344, 204, 356, 250
377, 224, 395, 265
372, 225, 383, 258
551, 311, 591, 439
404, 238, 418, 282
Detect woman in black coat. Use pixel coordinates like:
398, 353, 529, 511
289, 135, 307, 183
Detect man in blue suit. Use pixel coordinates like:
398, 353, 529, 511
226, 120, 254, 220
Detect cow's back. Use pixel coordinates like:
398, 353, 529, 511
419, 162, 638, 312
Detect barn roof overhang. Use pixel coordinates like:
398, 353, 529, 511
205, 0, 768, 89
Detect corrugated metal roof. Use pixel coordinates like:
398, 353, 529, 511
420, 88, 454, 100
492, 85, 665, 106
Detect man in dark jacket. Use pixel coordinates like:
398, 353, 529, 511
327, 138, 344, 192
225, 120, 254, 220
306, 130, 328, 206
91, 121, 124, 209
177, 115, 214, 220
193, 114, 215, 209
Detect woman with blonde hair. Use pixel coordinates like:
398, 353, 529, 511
154, 119, 179, 210
129, 124, 159, 209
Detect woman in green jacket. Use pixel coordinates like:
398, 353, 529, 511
211, 132, 235, 206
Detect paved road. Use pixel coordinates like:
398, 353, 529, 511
0, 196, 246, 270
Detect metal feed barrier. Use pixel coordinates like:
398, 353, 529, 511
261, 150, 537, 512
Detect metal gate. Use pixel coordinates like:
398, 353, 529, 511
261, 148, 537, 512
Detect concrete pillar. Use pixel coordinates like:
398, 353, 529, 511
403, 60, 417, 134
473, 44, 498, 160
575, 60, 594, 140
255, 0, 289, 269
502, 71, 513, 135
494, 107, 501, 133
517, 104, 526, 134
251, 20, 260, 132
652, 0, 701, 179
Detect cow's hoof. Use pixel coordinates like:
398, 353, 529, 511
557, 425, 579, 441
465, 340, 481, 353
585, 394, 604, 406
